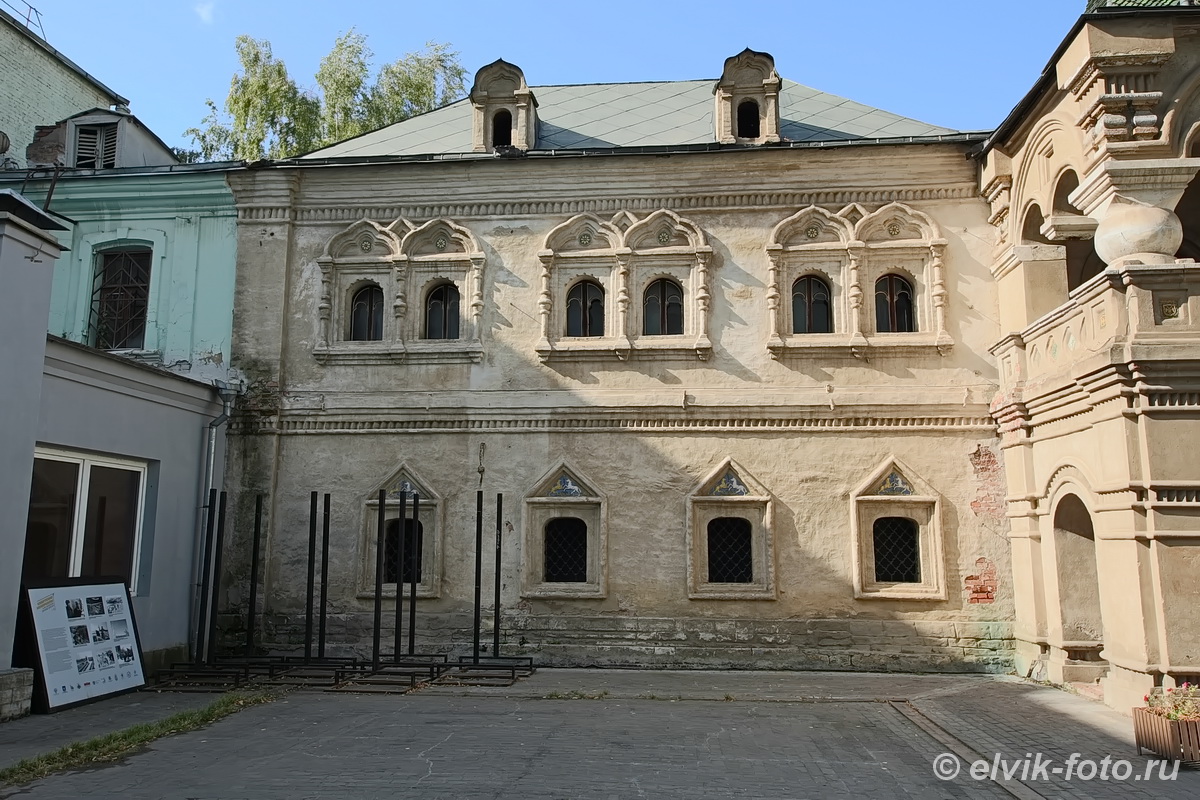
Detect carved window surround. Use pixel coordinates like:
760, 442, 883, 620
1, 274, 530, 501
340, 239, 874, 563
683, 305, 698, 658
686, 459, 775, 600
765, 203, 953, 360
714, 49, 782, 145
536, 210, 713, 363
314, 217, 484, 365
522, 463, 607, 600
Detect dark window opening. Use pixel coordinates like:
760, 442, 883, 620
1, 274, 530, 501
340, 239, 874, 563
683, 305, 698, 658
874, 274, 915, 333
792, 275, 833, 333
76, 124, 117, 169
566, 280, 605, 337
349, 284, 384, 341
425, 283, 460, 339
873, 517, 920, 583
707, 517, 753, 583
492, 110, 512, 147
384, 518, 423, 584
544, 517, 587, 583
737, 100, 760, 139
643, 278, 683, 335
90, 249, 151, 349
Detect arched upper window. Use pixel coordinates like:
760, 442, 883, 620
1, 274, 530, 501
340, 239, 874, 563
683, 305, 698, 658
875, 274, 915, 333
492, 110, 512, 148
791, 275, 832, 334
737, 100, 760, 139
643, 278, 683, 336
424, 283, 460, 340
349, 284, 384, 341
566, 280, 604, 337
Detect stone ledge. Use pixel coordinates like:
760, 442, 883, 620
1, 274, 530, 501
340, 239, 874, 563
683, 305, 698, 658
0, 668, 34, 722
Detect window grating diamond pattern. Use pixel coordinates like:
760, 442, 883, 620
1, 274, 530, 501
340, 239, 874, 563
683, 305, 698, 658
384, 519, 423, 584
873, 517, 920, 583
90, 249, 151, 349
544, 517, 588, 582
707, 517, 753, 583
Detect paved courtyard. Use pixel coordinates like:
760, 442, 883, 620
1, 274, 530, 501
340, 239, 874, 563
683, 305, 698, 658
1, 670, 1197, 799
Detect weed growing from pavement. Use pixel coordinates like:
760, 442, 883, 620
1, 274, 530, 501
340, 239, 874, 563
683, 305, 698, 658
542, 690, 610, 700
0, 688, 282, 787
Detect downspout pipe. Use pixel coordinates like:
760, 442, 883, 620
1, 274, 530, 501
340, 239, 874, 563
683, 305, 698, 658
191, 380, 236, 660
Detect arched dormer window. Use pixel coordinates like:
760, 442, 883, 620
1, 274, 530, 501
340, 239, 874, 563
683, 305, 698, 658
566, 279, 604, 337
875, 274, 915, 333
737, 100, 761, 140
349, 284, 385, 341
643, 278, 683, 335
424, 283, 460, 340
791, 275, 832, 334
492, 110, 513, 148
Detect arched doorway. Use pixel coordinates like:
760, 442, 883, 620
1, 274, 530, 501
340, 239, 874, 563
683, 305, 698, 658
1050, 493, 1108, 689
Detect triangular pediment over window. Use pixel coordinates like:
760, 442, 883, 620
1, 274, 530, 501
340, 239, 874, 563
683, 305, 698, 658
529, 462, 601, 499
693, 458, 768, 498
851, 456, 936, 499
370, 464, 438, 502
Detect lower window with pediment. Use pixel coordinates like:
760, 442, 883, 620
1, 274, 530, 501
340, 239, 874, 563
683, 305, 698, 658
522, 465, 606, 598
687, 460, 775, 599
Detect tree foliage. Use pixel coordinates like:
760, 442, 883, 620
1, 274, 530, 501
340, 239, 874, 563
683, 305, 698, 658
185, 32, 466, 161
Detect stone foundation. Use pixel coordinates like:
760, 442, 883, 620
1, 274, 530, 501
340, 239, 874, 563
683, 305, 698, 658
0, 667, 34, 722
238, 612, 1013, 674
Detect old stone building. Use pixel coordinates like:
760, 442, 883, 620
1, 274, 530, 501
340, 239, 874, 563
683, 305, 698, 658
222, 0, 1200, 713
226, 49, 1011, 675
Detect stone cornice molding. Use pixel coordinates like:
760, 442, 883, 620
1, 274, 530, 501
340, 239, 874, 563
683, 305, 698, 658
257, 186, 979, 224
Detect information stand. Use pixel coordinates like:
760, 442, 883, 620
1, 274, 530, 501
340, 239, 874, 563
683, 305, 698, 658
17, 578, 146, 712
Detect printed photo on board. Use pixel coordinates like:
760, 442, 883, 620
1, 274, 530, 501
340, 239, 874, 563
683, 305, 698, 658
90, 623, 110, 644
76, 656, 95, 673
111, 619, 130, 640
65, 598, 83, 619
70, 625, 90, 647
96, 649, 116, 669
115, 645, 135, 664
105, 596, 124, 615
86, 597, 104, 616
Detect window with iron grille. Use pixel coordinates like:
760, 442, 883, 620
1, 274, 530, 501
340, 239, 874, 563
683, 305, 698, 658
543, 517, 588, 582
425, 283, 460, 339
383, 519, 423, 584
349, 284, 384, 341
873, 517, 920, 583
565, 279, 604, 337
643, 278, 683, 335
76, 124, 117, 169
874, 274, 916, 333
707, 517, 753, 583
90, 248, 151, 350
792, 275, 833, 334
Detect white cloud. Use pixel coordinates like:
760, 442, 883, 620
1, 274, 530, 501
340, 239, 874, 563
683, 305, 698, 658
194, 2, 215, 24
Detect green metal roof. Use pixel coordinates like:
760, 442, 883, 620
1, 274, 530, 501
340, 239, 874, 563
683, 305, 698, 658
1086, 0, 1189, 10
302, 78, 956, 160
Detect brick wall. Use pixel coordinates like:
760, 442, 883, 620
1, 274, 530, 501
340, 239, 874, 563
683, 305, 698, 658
0, 20, 117, 167
0, 667, 33, 721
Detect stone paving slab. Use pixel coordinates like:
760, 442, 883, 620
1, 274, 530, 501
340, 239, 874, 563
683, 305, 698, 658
0, 690, 213, 770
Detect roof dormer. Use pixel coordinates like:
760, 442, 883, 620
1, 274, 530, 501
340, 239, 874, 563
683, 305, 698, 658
469, 60, 538, 153
714, 49, 781, 145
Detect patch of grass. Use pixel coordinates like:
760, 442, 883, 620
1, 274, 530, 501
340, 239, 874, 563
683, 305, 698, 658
541, 689, 610, 700
0, 688, 281, 787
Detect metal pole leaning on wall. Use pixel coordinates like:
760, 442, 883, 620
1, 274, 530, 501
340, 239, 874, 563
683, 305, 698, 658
393, 490, 407, 662
319, 493, 331, 659
371, 489, 385, 670
195, 488, 218, 665
245, 494, 263, 657
493, 493, 502, 657
408, 493, 419, 656
304, 491, 317, 662
205, 491, 228, 666
473, 490, 483, 665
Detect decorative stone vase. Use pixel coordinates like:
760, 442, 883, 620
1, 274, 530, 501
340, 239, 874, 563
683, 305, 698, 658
1133, 706, 1200, 762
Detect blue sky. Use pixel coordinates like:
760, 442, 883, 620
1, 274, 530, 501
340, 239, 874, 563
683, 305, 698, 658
27, 0, 1086, 150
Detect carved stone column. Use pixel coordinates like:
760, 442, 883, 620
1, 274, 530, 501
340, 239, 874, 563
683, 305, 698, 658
469, 254, 485, 341
847, 241, 866, 347
765, 248, 782, 351
536, 252, 553, 348
614, 251, 632, 349
315, 257, 332, 348
930, 240, 952, 350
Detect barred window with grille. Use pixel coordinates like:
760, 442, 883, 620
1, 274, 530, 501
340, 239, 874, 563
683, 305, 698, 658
707, 517, 753, 583
383, 519, 423, 584
873, 517, 920, 583
543, 517, 588, 582
90, 248, 151, 350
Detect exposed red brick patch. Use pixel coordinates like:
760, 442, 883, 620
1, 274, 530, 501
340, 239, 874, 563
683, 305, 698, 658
964, 557, 998, 604
969, 443, 1005, 519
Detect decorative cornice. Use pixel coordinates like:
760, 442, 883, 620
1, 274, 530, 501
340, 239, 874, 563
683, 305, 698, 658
256, 414, 998, 435
277, 186, 980, 225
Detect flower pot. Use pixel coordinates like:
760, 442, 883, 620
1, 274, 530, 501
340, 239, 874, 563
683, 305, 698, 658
1133, 706, 1200, 762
